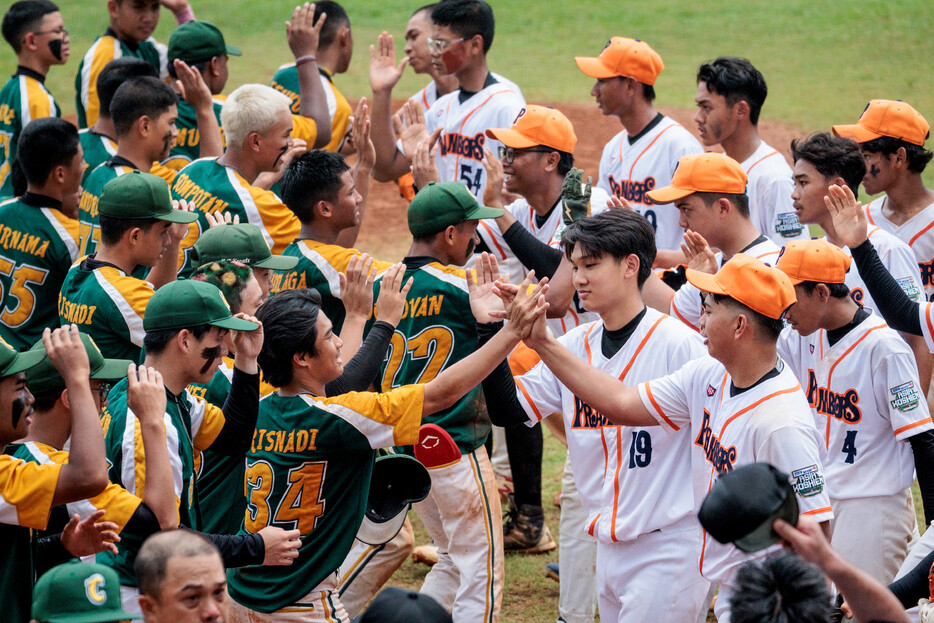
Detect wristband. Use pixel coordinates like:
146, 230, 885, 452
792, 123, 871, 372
295, 55, 317, 66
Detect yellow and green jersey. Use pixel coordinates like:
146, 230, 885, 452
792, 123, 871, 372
163, 96, 226, 171
0, 67, 61, 197
270, 64, 349, 152
0, 194, 79, 351
78, 128, 117, 186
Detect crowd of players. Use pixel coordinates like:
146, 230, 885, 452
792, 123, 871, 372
1, 0, 933, 622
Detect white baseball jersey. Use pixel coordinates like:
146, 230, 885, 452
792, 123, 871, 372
742, 141, 808, 244
670, 237, 781, 332
779, 314, 933, 499
411, 72, 522, 114
866, 196, 934, 302
831, 228, 924, 313
425, 79, 525, 199
515, 308, 706, 543
596, 116, 702, 252
638, 357, 834, 585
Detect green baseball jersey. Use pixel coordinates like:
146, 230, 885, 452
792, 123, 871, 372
78, 161, 134, 257
0, 68, 61, 197
78, 129, 117, 186
226, 386, 423, 613
270, 65, 351, 153
98, 377, 227, 585
0, 195, 79, 351
372, 259, 489, 454
162, 96, 226, 171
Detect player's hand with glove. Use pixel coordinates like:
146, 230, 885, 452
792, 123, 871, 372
681, 230, 717, 275
825, 184, 868, 248
259, 526, 302, 566
561, 168, 592, 226
375, 262, 414, 327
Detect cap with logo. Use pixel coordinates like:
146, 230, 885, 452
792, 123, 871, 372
168, 20, 242, 65
698, 462, 799, 553
26, 333, 132, 397
191, 224, 299, 271
407, 181, 505, 238
356, 454, 431, 546
0, 335, 45, 378
143, 279, 259, 332
775, 239, 851, 285
832, 99, 930, 147
646, 152, 747, 205
98, 171, 198, 224
359, 587, 453, 623
485, 105, 577, 153
686, 253, 796, 320
574, 37, 664, 85
32, 560, 141, 623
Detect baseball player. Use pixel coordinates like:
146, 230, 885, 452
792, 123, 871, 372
505, 252, 834, 623
775, 239, 933, 585
575, 36, 702, 258
832, 100, 934, 301
0, 1, 68, 198
694, 57, 807, 245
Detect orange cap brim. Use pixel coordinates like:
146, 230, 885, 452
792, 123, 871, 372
831, 123, 882, 144
485, 128, 540, 149
646, 185, 695, 205
685, 268, 727, 297
575, 56, 619, 79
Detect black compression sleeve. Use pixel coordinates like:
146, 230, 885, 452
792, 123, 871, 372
211, 367, 261, 456
36, 534, 73, 575
325, 321, 394, 396
189, 528, 265, 567
889, 547, 934, 608
850, 239, 922, 334
476, 321, 534, 427
122, 501, 163, 537
506, 421, 543, 509
501, 222, 563, 280
911, 430, 934, 525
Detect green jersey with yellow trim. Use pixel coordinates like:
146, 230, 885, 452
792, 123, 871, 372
0, 196, 79, 351
270, 65, 351, 153
77, 161, 134, 258
0, 69, 61, 197
162, 97, 226, 171
78, 129, 117, 186
226, 386, 423, 613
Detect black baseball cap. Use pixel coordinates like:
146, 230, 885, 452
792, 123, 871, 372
359, 588, 453, 623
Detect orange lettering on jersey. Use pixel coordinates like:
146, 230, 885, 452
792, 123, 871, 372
58, 295, 98, 325
571, 396, 611, 429
428, 295, 443, 315
171, 173, 229, 214
0, 104, 15, 124
806, 370, 862, 423
270, 81, 301, 114
251, 429, 266, 453
271, 271, 307, 292
606, 175, 656, 206
694, 409, 737, 473
79, 191, 99, 218
284, 430, 295, 453
295, 429, 308, 452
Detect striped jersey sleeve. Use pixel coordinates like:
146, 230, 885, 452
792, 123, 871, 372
0, 454, 61, 529
311, 384, 425, 448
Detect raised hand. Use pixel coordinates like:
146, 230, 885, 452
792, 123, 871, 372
231, 314, 263, 362
61, 510, 120, 556
43, 325, 90, 385
127, 364, 166, 425
349, 98, 375, 168
561, 168, 592, 225
375, 262, 413, 327
396, 99, 430, 159
259, 526, 302, 566
411, 129, 441, 190
287, 2, 325, 58
825, 183, 868, 248
172, 59, 212, 111
467, 253, 507, 324
341, 253, 376, 320
168, 199, 197, 244
369, 32, 408, 93
606, 194, 635, 211
681, 230, 717, 274
503, 272, 550, 345
481, 148, 505, 210
203, 210, 239, 229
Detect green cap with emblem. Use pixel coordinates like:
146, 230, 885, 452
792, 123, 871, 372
168, 20, 242, 66
32, 560, 141, 622
191, 224, 298, 270
26, 333, 132, 398
144, 279, 259, 332
0, 335, 45, 378
407, 181, 505, 237
98, 171, 198, 223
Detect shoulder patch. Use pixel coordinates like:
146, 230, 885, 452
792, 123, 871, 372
890, 381, 921, 413
790, 465, 824, 498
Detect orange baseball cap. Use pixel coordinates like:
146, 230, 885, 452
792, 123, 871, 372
686, 254, 796, 320
485, 105, 577, 153
832, 100, 930, 147
574, 37, 664, 85
775, 239, 851, 285
646, 153, 747, 204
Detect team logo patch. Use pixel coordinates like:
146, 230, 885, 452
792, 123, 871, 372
706, 384, 716, 397
775, 212, 804, 238
84, 573, 107, 605
809, 344, 814, 354
890, 381, 921, 413
896, 277, 922, 302
790, 465, 824, 498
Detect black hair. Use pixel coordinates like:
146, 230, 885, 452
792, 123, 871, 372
730, 553, 832, 623
255, 289, 323, 387
167, 59, 209, 80
791, 132, 866, 197
556, 151, 574, 176
641, 83, 656, 102
798, 280, 851, 299
143, 324, 212, 356
280, 150, 351, 223
110, 76, 178, 137
16, 117, 78, 185
2, 1, 58, 53
710, 293, 785, 340
431, 0, 494, 54
98, 58, 159, 119
694, 191, 750, 218
30, 389, 59, 413
98, 214, 160, 246
696, 57, 768, 125
314, 1, 350, 49
561, 210, 656, 288
860, 135, 933, 174
412, 3, 437, 16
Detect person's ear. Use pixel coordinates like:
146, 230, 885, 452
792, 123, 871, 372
60, 388, 70, 410
733, 99, 750, 122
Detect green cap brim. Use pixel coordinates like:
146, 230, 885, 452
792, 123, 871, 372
47, 610, 142, 623
3, 348, 49, 376
156, 209, 200, 224
467, 204, 506, 221
210, 316, 260, 331
91, 359, 133, 381
226, 45, 242, 57
253, 254, 299, 270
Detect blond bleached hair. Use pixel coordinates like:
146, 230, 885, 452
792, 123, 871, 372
221, 84, 291, 149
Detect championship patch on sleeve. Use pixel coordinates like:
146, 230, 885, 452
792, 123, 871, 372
890, 381, 921, 413
896, 277, 922, 302
790, 465, 824, 498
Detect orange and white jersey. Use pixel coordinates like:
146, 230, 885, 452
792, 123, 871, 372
410, 72, 523, 114
831, 229, 924, 313
742, 141, 808, 244
0, 453, 61, 529
866, 196, 934, 302
596, 116, 702, 252
639, 357, 833, 585
670, 236, 781, 332
516, 308, 705, 543
779, 314, 933, 500
424, 79, 525, 199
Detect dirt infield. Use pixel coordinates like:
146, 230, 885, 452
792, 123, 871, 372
355, 101, 804, 261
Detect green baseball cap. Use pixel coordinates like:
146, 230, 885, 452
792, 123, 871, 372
26, 333, 132, 398
144, 279, 259, 332
168, 21, 242, 65
191, 224, 299, 271
98, 171, 198, 223
0, 335, 45, 378
32, 560, 141, 623
407, 181, 505, 237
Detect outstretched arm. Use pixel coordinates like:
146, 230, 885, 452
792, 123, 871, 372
288, 2, 331, 148
369, 33, 415, 182
173, 59, 222, 159
336, 99, 375, 248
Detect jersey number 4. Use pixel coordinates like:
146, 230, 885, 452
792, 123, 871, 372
244, 460, 327, 533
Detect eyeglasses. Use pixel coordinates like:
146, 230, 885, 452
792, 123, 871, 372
426, 36, 469, 55
498, 146, 554, 164
92, 382, 111, 403
32, 27, 68, 38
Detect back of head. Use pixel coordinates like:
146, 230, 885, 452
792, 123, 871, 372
221, 83, 291, 149
730, 552, 832, 623
696, 57, 768, 125
111, 76, 178, 137
791, 132, 866, 196
314, 1, 350, 49
561, 210, 656, 288
431, 0, 494, 54
97, 57, 159, 121
191, 260, 253, 314
136, 530, 221, 598
360, 587, 453, 623
280, 150, 350, 223
2, 0, 58, 53
256, 288, 322, 387
17, 116, 78, 185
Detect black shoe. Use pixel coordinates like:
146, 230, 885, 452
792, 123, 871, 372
545, 562, 560, 582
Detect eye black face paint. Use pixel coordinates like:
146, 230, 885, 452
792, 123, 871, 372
11, 395, 29, 429
199, 345, 223, 375
869, 164, 881, 178
48, 38, 63, 61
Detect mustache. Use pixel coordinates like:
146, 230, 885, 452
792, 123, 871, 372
11, 395, 29, 429
199, 346, 223, 374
